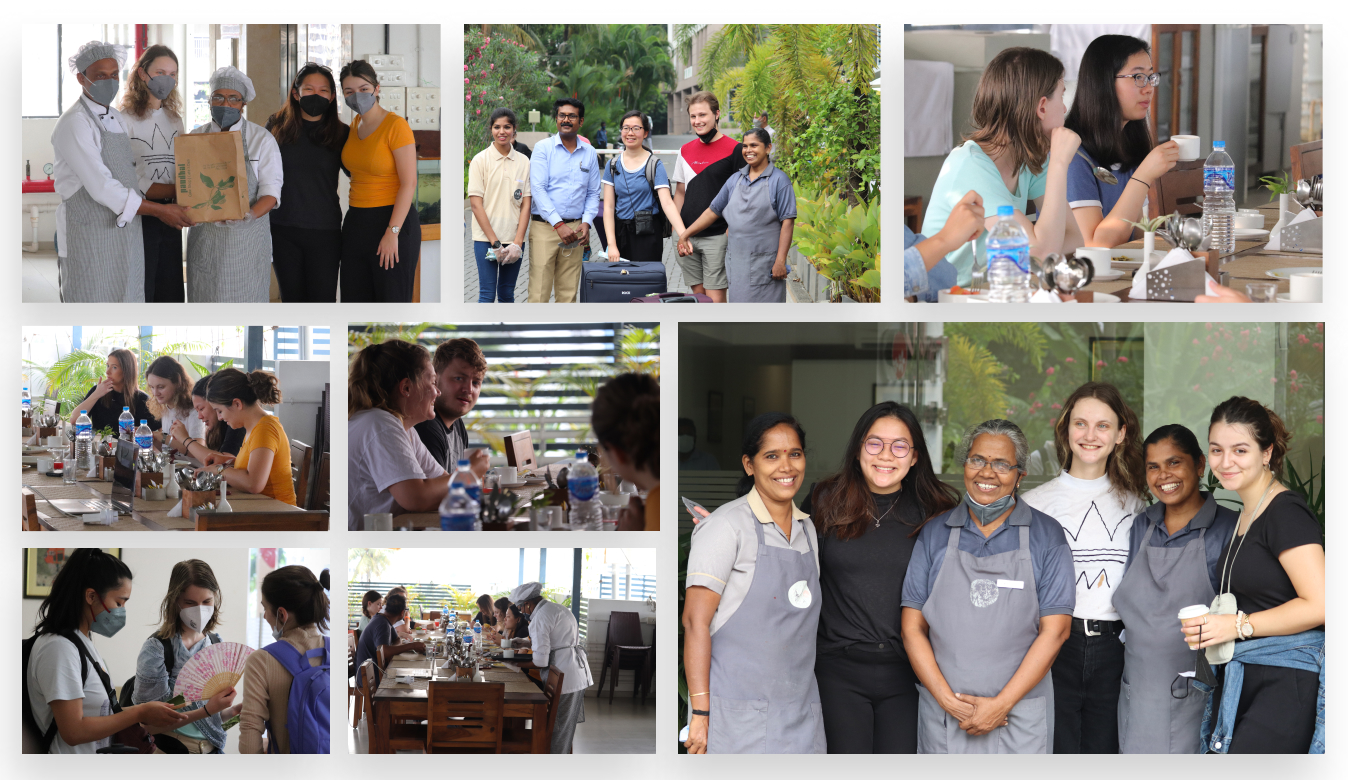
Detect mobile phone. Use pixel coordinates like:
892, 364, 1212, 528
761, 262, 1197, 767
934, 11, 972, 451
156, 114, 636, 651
681, 496, 708, 518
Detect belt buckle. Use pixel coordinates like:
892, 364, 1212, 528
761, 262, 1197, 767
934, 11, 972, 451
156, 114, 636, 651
1083, 620, 1100, 637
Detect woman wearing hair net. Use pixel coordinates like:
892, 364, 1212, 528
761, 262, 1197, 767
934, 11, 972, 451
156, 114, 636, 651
184, 66, 283, 302
50, 41, 194, 302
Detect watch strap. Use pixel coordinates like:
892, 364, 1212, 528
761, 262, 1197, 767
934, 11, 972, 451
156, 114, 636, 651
691, 709, 710, 717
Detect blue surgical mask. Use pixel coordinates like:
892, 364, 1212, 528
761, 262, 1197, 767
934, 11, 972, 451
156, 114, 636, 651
964, 491, 1016, 526
146, 74, 176, 101
86, 77, 119, 107
211, 105, 241, 130
91, 603, 127, 637
345, 92, 377, 115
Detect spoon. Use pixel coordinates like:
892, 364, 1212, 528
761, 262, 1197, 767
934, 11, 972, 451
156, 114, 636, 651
1179, 218, 1207, 252
1076, 151, 1118, 185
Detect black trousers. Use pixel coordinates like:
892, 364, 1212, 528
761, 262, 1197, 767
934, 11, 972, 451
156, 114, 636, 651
815, 647, 918, 754
271, 223, 341, 302
1051, 625, 1125, 753
612, 218, 665, 263
141, 211, 184, 302
339, 203, 421, 302
1219, 663, 1319, 753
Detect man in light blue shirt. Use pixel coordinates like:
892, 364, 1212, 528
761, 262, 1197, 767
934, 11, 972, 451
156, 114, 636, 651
904, 190, 984, 301
528, 98, 601, 302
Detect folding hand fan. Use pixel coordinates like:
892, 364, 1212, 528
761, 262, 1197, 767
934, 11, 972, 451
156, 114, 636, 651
172, 641, 254, 701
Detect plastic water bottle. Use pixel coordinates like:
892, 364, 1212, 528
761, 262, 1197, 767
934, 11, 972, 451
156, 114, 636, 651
439, 485, 480, 531
73, 409, 94, 479
449, 459, 481, 501
118, 406, 134, 440
21, 386, 31, 414
568, 450, 602, 530
473, 620, 483, 651
1203, 140, 1236, 257
985, 205, 1033, 302
134, 420, 153, 455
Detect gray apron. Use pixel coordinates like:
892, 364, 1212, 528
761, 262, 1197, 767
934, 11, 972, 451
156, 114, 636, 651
60, 99, 145, 302
708, 518, 825, 753
918, 517, 1054, 753
1112, 515, 1214, 753
186, 121, 271, 302
724, 168, 787, 303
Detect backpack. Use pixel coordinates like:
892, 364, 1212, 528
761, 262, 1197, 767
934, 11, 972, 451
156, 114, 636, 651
263, 636, 330, 754
119, 632, 220, 709
608, 153, 673, 239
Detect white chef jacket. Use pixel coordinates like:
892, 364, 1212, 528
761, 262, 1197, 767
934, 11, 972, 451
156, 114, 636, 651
529, 599, 594, 695
187, 119, 284, 208
121, 107, 185, 196
51, 95, 144, 258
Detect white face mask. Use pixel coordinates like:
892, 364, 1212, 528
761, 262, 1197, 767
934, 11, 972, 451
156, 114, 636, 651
270, 610, 288, 640
179, 604, 214, 632
678, 435, 695, 454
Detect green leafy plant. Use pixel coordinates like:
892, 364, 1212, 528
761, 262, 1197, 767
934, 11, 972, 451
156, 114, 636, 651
1285, 454, 1324, 542
191, 174, 236, 211
1259, 170, 1294, 200
793, 188, 880, 302
1126, 215, 1171, 234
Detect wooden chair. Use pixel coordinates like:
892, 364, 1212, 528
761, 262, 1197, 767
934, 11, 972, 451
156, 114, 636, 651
290, 440, 313, 509
501, 666, 564, 754
360, 659, 424, 752
1291, 139, 1322, 182
1147, 160, 1205, 219
596, 611, 653, 703
21, 489, 40, 532
313, 452, 330, 511
192, 509, 329, 531
904, 195, 923, 233
425, 681, 505, 753
349, 636, 361, 728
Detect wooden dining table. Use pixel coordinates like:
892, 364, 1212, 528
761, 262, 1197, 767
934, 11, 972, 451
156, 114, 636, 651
1080, 201, 1321, 301
390, 461, 614, 531
370, 636, 550, 754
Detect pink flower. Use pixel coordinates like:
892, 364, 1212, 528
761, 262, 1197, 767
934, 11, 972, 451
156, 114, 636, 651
481, 71, 487, 77
1046, 366, 1056, 375
1316, 322, 1324, 333
464, 78, 469, 85
465, 94, 471, 101
1193, 338, 1200, 345
1096, 360, 1106, 368
1193, 384, 1201, 392
464, 64, 469, 71
484, 37, 491, 44
1314, 342, 1323, 352
1270, 377, 1278, 384
1117, 356, 1128, 363
1290, 369, 1299, 381
490, 63, 495, 69
1051, 403, 1062, 410
1316, 415, 1324, 424
547, 86, 552, 93
1240, 330, 1249, 337
1028, 391, 1036, 400
1065, 357, 1075, 363
1205, 322, 1213, 330
1200, 357, 1208, 366
476, 108, 481, 115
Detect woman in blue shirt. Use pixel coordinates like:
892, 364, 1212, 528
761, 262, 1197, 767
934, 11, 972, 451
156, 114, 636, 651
1064, 35, 1179, 247
602, 110, 687, 264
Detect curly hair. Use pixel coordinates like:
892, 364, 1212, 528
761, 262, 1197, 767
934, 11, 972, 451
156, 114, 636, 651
119, 44, 182, 121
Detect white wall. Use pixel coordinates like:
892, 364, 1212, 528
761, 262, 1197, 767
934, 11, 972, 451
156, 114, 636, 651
791, 359, 883, 478
352, 24, 440, 88
582, 598, 655, 697
274, 359, 328, 447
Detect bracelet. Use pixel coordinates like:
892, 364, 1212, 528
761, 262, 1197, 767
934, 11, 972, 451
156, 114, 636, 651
691, 709, 710, 717
203, 702, 212, 716
1130, 176, 1150, 188
688, 692, 709, 697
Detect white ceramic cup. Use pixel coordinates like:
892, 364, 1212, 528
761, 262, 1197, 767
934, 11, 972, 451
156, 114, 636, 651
366, 512, 394, 531
1172, 135, 1200, 160
46, 435, 61, 447
37, 457, 53, 472
1290, 272, 1323, 302
1074, 247, 1112, 275
498, 466, 518, 483
503, 647, 515, 658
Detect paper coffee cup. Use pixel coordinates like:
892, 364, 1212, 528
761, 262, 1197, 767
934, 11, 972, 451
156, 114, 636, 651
1074, 247, 1112, 275
1172, 135, 1200, 160
1290, 272, 1322, 302
1177, 604, 1210, 621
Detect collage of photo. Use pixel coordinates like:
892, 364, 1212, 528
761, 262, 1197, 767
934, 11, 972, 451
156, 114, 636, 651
9, 18, 1327, 769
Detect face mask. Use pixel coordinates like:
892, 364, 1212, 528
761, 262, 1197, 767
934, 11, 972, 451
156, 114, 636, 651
146, 75, 176, 101
695, 125, 719, 144
964, 491, 1016, 526
86, 77, 119, 107
90, 602, 127, 637
298, 94, 331, 116
270, 610, 288, 640
180, 604, 214, 632
211, 105, 241, 130
345, 92, 377, 115
678, 435, 695, 454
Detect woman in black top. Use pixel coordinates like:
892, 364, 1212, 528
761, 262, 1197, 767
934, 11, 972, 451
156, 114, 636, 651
1184, 397, 1324, 753
266, 63, 349, 302
804, 402, 959, 753
168, 374, 246, 462
499, 603, 529, 642
472, 594, 496, 628
72, 348, 158, 435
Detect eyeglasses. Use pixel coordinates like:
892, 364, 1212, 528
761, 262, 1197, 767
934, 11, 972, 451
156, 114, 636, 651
210, 94, 245, 106
964, 455, 1017, 474
556, 112, 580, 121
864, 437, 912, 458
620, 126, 645, 134
1116, 73, 1161, 88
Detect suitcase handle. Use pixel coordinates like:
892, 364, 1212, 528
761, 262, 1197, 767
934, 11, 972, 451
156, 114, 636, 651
658, 295, 698, 303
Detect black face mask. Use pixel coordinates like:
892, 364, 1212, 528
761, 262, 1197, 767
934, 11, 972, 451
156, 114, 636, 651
297, 94, 331, 117
695, 125, 719, 144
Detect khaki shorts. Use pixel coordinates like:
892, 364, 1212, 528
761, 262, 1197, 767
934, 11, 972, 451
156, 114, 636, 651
677, 233, 729, 290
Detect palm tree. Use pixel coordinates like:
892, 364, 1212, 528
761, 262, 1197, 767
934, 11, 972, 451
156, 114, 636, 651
698, 24, 768, 89
28, 338, 217, 416
349, 548, 391, 582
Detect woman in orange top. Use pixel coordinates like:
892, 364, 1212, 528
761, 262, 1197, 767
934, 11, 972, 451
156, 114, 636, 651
200, 368, 297, 506
339, 59, 420, 303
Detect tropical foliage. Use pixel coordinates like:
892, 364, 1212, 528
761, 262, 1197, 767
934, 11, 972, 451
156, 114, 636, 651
793, 189, 880, 302
25, 337, 232, 417
348, 548, 392, 582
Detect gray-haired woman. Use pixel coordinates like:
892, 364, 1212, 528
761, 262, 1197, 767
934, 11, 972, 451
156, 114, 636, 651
899, 419, 1076, 753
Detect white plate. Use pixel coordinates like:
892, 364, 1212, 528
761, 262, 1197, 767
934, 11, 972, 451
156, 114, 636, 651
1266, 266, 1321, 280
1091, 270, 1126, 282
1235, 228, 1270, 240
496, 481, 529, 489
1276, 293, 1320, 303
1090, 292, 1122, 303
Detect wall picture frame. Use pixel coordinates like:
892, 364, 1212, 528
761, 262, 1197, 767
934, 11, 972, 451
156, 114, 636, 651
24, 548, 121, 599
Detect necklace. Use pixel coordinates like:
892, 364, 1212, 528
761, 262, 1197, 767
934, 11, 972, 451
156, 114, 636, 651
871, 493, 899, 528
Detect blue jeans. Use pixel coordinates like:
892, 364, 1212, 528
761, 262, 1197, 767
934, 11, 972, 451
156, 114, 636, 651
474, 240, 522, 302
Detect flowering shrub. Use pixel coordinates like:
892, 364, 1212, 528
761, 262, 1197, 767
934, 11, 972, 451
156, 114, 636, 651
462, 30, 550, 193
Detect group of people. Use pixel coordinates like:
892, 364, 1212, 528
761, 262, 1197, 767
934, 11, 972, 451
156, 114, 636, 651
352, 582, 592, 753
904, 34, 1248, 302
345, 336, 659, 530
68, 348, 297, 506
467, 93, 798, 303
682, 388, 1324, 754
52, 40, 421, 303
23, 550, 331, 753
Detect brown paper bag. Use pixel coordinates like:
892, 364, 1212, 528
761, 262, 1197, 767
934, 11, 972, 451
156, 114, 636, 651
174, 132, 248, 222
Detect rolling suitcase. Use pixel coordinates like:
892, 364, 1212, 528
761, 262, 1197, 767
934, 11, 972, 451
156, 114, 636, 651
579, 260, 667, 302
632, 291, 713, 303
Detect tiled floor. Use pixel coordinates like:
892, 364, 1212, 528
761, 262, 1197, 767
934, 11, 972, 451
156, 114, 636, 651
22, 250, 61, 303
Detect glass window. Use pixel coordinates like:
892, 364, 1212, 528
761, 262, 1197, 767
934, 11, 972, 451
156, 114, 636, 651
59, 23, 108, 112
22, 24, 60, 117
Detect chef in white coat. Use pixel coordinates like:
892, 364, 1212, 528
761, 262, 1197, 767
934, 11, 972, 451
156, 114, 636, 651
184, 66, 283, 302
50, 41, 194, 302
509, 582, 594, 754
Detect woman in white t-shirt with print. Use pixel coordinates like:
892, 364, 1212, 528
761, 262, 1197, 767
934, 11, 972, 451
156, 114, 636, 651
347, 340, 451, 530
24, 549, 187, 753
145, 356, 204, 454
119, 44, 188, 302
1022, 382, 1147, 754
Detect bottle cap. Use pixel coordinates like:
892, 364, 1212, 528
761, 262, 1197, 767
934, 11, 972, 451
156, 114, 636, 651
1213, 141, 1225, 149
140, 420, 147, 425
576, 450, 588, 459
997, 205, 1014, 217
123, 406, 130, 411
457, 459, 470, 467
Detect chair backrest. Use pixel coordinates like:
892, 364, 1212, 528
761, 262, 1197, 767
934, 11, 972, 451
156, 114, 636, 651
542, 665, 566, 745
290, 440, 313, 509
314, 452, 330, 511
192, 509, 330, 531
1147, 160, 1205, 219
1291, 139, 1322, 182
376, 644, 399, 671
606, 611, 646, 648
426, 681, 505, 752
21, 489, 40, 532
359, 659, 378, 724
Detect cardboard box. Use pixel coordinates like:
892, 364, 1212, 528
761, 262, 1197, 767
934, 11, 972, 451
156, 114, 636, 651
174, 132, 248, 222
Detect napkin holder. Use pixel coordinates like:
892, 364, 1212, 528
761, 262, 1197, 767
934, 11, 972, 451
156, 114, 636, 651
180, 489, 215, 512
37, 426, 57, 439
140, 471, 163, 488
1144, 259, 1207, 301
1279, 219, 1321, 253
99, 455, 117, 472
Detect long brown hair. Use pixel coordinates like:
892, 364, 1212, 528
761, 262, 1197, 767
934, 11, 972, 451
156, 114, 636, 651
119, 44, 182, 121
348, 340, 431, 420
100, 348, 140, 410
966, 46, 1064, 177
1210, 396, 1293, 478
269, 62, 346, 150
191, 375, 227, 451
1053, 382, 1148, 501
155, 559, 222, 639
145, 355, 194, 419
813, 402, 959, 542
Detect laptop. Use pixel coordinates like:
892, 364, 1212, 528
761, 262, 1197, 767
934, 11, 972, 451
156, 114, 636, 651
46, 439, 137, 516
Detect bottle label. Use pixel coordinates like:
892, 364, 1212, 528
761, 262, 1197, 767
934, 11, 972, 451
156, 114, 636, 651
988, 247, 1031, 274
135, 435, 153, 449
76, 423, 92, 436
1204, 167, 1234, 190
569, 475, 599, 501
441, 512, 476, 532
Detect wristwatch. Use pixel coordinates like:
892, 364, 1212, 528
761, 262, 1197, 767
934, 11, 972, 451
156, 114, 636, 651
1237, 611, 1255, 639
491, 240, 502, 250
389, 225, 401, 235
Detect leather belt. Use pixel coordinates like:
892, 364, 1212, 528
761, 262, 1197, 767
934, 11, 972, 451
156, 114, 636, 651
532, 214, 582, 224
1074, 617, 1124, 637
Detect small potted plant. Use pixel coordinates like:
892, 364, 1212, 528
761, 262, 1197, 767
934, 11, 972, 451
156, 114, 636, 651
1126, 215, 1172, 270
1259, 170, 1295, 236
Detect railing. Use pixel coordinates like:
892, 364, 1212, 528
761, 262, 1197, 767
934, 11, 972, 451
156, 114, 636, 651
598, 574, 656, 600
